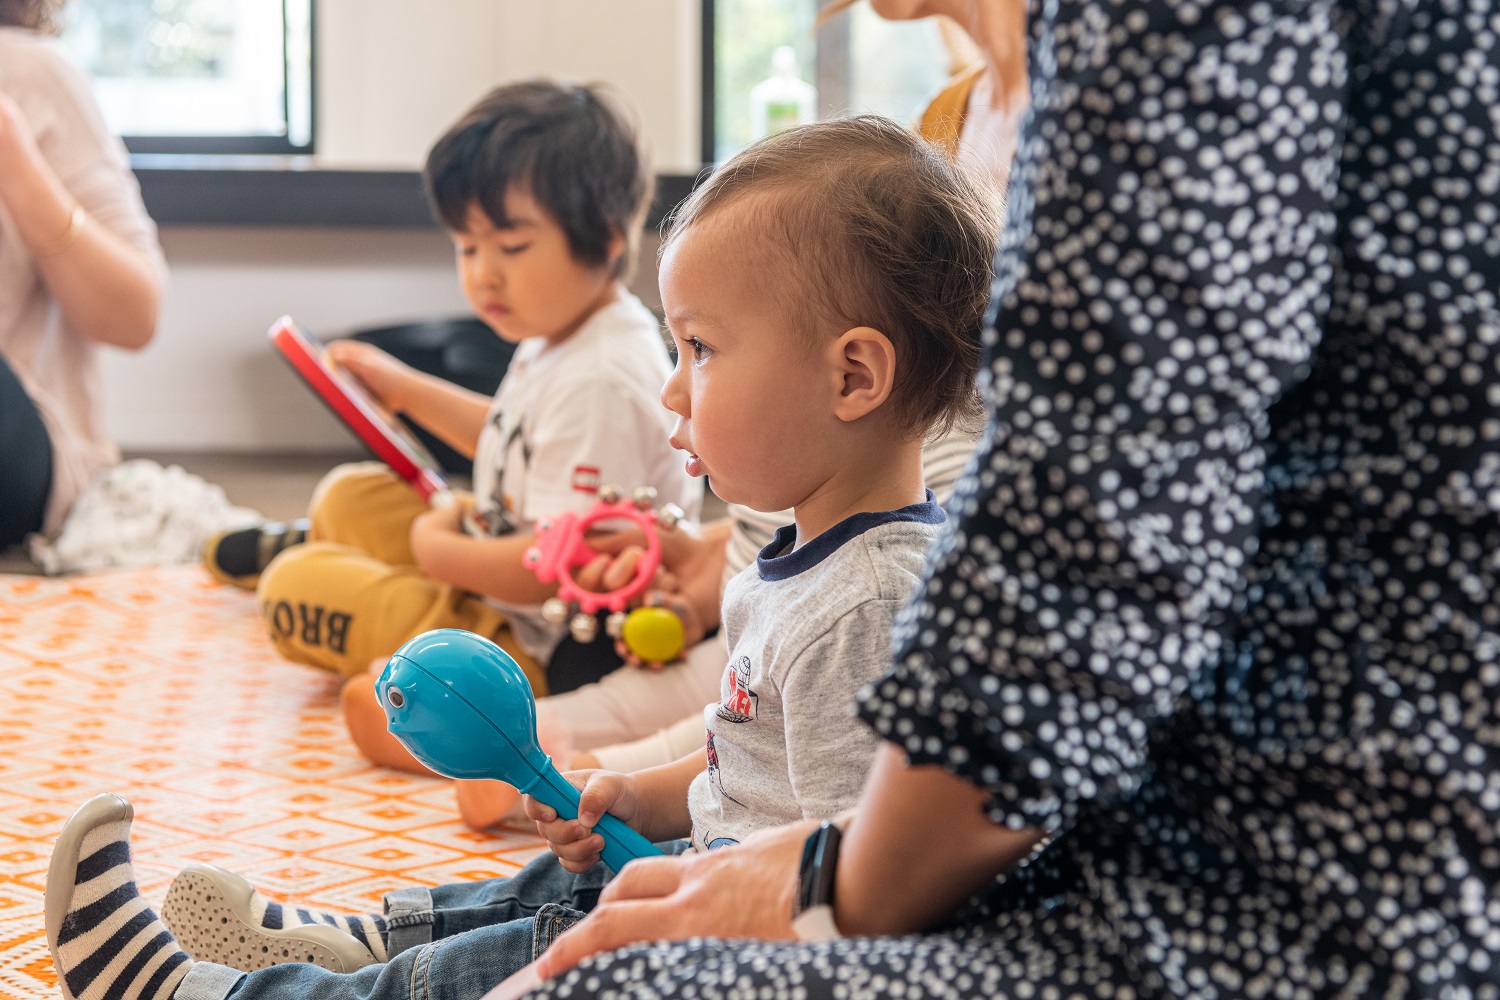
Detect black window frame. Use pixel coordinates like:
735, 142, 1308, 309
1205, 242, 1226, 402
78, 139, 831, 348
700, 0, 716, 165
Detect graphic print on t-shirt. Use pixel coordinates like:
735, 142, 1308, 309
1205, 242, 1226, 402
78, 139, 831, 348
704, 729, 746, 809
715, 655, 758, 723
478, 407, 525, 537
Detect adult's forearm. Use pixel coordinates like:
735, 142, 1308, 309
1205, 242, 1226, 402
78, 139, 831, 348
834, 744, 1045, 936
2, 160, 159, 351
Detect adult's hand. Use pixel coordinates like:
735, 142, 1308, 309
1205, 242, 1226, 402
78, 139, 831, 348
531, 816, 820, 980
575, 517, 730, 666
579, 516, 717, 587
575, 539, 708, 670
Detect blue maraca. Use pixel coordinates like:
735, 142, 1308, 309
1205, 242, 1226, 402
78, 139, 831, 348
376, 628, 663, 872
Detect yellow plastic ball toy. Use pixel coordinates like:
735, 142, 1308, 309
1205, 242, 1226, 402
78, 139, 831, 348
622, 606, 685, 663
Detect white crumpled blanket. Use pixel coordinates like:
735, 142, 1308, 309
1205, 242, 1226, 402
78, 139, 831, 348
28, 459, 262, 575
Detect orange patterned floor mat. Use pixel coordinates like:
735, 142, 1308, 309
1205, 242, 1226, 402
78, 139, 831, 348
0, 566, 545, 999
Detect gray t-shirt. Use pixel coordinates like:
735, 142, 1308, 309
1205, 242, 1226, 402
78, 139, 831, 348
687, 493, 945, 850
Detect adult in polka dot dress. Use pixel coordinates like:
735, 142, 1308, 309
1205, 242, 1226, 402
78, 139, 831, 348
521, 0, 1500, 996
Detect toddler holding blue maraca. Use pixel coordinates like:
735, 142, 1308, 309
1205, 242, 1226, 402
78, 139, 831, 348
42, 115, 997, 1000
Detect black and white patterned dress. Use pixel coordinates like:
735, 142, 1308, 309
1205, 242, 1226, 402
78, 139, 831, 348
529, 0, 1500, 995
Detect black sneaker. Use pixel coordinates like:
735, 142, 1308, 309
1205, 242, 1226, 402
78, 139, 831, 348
202, 519, 309, 589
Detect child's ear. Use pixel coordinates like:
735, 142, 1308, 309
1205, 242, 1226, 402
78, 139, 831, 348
604, 228, 627, 270
827, 326, 897, 424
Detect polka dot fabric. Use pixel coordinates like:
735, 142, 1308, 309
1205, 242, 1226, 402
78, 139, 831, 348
527, 0, 1500, 996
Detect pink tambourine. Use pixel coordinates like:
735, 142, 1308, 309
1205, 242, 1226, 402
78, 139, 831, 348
525, 485, 685, 649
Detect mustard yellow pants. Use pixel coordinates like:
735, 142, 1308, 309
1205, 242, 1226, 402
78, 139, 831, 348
256, 462, 544, 689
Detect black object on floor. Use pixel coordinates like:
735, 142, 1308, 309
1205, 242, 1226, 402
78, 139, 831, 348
344, 318, 515, 475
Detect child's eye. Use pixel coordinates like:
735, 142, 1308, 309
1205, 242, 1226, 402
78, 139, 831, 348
499, 243, 531, 256
686, 337, 712, 361
456, 244, 477, 257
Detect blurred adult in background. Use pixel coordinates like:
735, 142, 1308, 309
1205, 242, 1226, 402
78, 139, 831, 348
0, 0, 164, 548
837, 0, 1027, 190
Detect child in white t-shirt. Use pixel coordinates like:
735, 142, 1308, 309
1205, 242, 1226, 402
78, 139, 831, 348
205, 81, 700, 699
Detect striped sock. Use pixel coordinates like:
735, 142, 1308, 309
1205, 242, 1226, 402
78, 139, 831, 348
51, 811, 192, 1000
254, 899, 389, 962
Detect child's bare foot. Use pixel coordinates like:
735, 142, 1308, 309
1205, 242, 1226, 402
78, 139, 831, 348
454, 779, 524, 830
454, 712, 584, 830
341, 669, 439, 776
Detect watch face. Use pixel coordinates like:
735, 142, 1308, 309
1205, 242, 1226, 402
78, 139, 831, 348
796, 821, 842, 914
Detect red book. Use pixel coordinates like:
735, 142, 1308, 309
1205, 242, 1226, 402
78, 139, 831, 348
269, 316, 451, 505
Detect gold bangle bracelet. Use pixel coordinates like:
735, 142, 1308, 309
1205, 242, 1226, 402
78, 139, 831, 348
31, 203, 87, 258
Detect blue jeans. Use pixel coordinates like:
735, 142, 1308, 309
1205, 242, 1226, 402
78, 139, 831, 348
175, 842, 690, 1000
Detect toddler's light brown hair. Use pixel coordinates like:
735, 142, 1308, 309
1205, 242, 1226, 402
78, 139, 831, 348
664, 114, 998, 437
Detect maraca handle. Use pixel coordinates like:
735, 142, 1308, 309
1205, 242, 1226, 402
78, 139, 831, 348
526, 764, 664, 873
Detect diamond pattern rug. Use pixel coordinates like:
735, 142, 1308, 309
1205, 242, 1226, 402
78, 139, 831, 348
0, 566, 544, 998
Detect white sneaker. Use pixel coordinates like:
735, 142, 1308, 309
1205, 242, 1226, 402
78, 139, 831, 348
161, 864, 378, 974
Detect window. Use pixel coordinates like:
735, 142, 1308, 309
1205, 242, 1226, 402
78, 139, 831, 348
706, 0, 965, 163
58, 0, 314, 155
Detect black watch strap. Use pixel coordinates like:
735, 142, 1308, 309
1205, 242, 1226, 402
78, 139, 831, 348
792, 821, 842, 939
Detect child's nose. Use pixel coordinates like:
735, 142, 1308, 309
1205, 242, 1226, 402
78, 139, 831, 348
660, 362, 688, 416
475, 247, 506, 287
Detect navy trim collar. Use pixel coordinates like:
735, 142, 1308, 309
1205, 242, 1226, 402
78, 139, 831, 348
756, 491, 942, 582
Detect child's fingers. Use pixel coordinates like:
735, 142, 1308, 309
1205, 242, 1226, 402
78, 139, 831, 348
328, 342, 385, 376
574, 547, 646, 595
576, 773, 629, 828
536, 817, 593, 846
574, 552, 612, 593
601, 547, 644, 592
541, 823, 606, 872
323, 339, 365, 365
520, 794, 557, 824
613, 638, 645, 668
553, 837, 606, 874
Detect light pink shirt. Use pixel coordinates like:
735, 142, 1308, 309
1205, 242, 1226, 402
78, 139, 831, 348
0, 28, 164, 537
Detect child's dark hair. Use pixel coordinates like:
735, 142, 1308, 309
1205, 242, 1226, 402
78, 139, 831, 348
663, 115, 995, 437
425, 80, 653, 280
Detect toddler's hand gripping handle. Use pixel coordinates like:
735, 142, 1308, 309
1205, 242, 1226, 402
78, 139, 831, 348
524, 764, 663, 873
378, 629, 664, 873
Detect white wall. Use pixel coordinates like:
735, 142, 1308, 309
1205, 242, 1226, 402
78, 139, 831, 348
101, 228, 469, 452
101, 229, 665, 452
103, 0, 697, 453
316, 0, 701, 172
